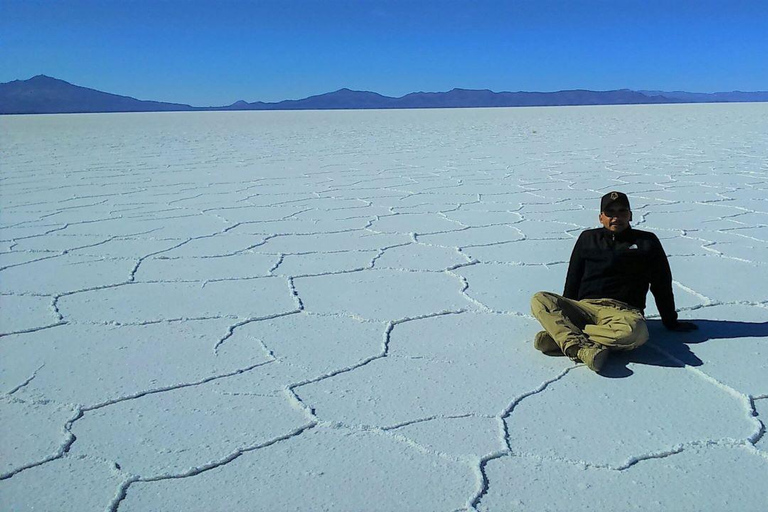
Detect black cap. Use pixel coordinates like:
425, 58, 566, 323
600, 191, 630, 212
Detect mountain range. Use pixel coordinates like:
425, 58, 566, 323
2, 75, 767, 115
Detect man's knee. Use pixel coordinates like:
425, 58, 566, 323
530, 291, 558, 316
613, 316, 649, 349
628, 319, 649, 348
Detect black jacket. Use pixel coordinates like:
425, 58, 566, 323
563, 227, 678, 326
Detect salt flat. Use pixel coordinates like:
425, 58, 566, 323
1, 104, 767, 511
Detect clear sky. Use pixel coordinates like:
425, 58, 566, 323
1, 0, 766, 106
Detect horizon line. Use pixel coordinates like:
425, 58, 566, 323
6, 74, 768, 108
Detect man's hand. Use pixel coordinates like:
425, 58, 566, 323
665, 320, 698, 332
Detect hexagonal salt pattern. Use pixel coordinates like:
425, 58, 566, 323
479, 444, 768, 512
2, 105, 767, 511
120, 428, 476, 512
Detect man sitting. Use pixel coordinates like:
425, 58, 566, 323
531, 191, 697, 373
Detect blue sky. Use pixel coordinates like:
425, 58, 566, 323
1, 0, 766, 106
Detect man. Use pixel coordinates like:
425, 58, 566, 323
531, 191, 697, 373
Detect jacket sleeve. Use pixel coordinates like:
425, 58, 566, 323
649, 234, 678, 326
563, 232, 586, 299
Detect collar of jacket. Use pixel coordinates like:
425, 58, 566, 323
601, 226, 634, 241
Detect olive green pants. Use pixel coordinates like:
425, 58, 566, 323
530, 291, 649, 355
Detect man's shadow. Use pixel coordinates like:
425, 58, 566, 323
600, 318, 768, 378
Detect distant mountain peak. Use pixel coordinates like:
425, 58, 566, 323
327, 88, 378, 96
28, 74, 65, 83
0, 74, 195, 114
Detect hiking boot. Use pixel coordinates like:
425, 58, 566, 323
533, 331, 562, 356
577, 344, 609, 373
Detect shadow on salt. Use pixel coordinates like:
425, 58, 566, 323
599, 318, 768, 378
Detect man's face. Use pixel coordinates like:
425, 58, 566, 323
599, 205, 632, 233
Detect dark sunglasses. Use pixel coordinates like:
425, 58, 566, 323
602, 207, 630, 217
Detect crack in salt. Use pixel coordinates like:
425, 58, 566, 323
6, 363, 46, 395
